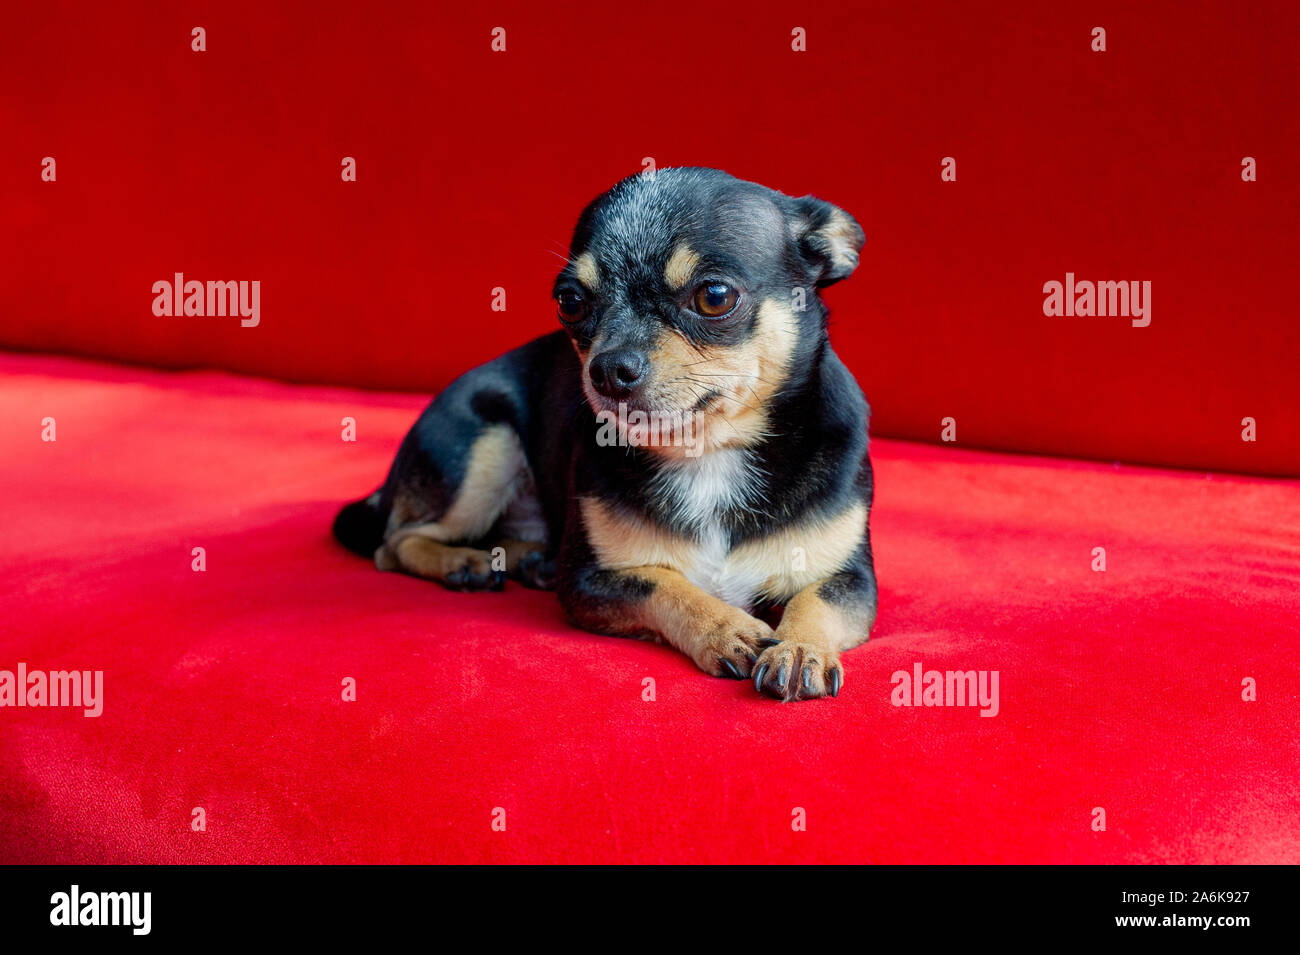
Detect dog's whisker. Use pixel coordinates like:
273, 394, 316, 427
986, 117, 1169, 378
342, 167, 874, 702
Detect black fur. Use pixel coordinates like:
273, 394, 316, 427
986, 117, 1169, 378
332, 496, 385, 557
333, 168, 878, 689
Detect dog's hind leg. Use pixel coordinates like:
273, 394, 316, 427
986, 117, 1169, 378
375, 423, 531, 592
488, 469, 555, 589
380, 535, 505, 591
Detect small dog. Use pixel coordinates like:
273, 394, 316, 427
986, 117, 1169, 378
334, 167, 877, 701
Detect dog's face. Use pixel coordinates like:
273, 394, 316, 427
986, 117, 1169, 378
553, 168, 864, 455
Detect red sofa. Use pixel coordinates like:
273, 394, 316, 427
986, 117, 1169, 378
2, 352, 1297, 863
2, 1, 1297, 863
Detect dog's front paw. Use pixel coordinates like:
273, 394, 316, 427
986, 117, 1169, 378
440, 547, 507, 592
693, 610, 777, 680
515, 549, 557, 590
752, 639, 842, 701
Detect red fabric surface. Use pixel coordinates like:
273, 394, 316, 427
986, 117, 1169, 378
1, 1, 1297, 475
2, 352, 1297, 863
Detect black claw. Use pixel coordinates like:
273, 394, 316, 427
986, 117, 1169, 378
446, 569, 466, 587
753, 663, 769, 692
801, 665, 813, 692
758, 637, 781, 648
776, 664, 788, 690
830, 668, 842, 697
517, 551, 557, 590
491, 570, 507, 590
720, 658, 741, 679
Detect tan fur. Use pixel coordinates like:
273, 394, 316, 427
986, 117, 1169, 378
579, 497, 704, 574
821, 208, 863, 275
645, 296, 799, 453
663, 243, 700, 289
495, 539, 547, 571
779, 584, 875, 653
388, 537, 494, 583
728, 502, 866, 600
572, 252, 599, 289
412, 426, 520, 540
582, 565, 774, 676
578, 496, 863, 603
754, 584, 874, 700
377, 535, 542, 583
376, 426, 525, 571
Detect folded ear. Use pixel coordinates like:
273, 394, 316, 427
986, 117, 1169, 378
789, 195, 865, 286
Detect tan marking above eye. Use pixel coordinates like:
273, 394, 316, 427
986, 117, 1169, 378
664, 244, 700, 290
572, 252, 599, 289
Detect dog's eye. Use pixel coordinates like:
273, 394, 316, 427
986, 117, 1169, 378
692, 282, 739, 318
556, 289, 589, 323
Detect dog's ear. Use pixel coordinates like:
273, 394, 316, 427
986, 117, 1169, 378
789, 195, 865, 286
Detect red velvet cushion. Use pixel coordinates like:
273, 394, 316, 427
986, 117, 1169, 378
0, 1, 1295, 475
3, 353, 1296, 863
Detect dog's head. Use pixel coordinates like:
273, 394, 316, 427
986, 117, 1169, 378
553, 167, 864, 455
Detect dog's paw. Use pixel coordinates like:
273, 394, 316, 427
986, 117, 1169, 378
515, 549, 557, 590
752, 639, 842, 701
694, 611, 777, 679
440, 547, 506, 592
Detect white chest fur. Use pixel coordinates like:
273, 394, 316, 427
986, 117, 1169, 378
580, 451, 865, 609
648, 450, 764, 605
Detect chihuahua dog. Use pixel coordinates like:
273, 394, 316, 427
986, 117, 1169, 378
334, 167, 877, 701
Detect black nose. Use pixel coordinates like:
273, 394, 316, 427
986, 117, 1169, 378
589, 349, 648, 399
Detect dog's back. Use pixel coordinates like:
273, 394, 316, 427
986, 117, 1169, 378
334, 168, 877, 700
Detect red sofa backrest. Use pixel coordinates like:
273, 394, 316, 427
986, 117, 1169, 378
2, 1, 1295, 476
